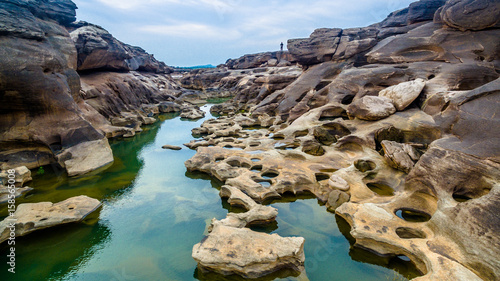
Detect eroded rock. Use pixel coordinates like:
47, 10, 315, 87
0, 195, 101, 244
347, 96, 396, 121
192, 224, 305, 278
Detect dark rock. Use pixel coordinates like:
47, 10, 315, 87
159, 102, 182, 113
313, 126, 336, 146
438, 0, 500, 31
69, 22, 173, 73
301, 140, 325, 156
225, 51, 295, 69
326, 190, 350, 212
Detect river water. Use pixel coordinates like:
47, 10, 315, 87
0, 105, 419, 281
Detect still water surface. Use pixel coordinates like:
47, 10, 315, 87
0, 105, 418, 281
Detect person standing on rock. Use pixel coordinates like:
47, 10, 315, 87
280, 42, 284, 51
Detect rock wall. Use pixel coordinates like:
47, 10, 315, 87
0, 0, 113, 174
0, 0, 190, 175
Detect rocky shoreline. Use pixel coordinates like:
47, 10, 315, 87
0, 0, 499, 280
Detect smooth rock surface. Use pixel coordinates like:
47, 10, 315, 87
347, 96, 397, 121
0, 195, 101, 244
379, 78, 426, 111
192, 224, 305, 278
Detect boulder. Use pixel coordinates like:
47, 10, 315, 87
58, 138, 114, 177
313, 126, 336, 146
159, 102, 182, 113
0, 195, 101, 244
328, 175, 350, 191
347, 96, 396, 121
192, 224, 305, 278
379, 78, 426, 111
381, 140, 419, 173
180, 107, 205, 120
438, 0, 500, 31
301, 139, 325, 156
326, 190, 350, 212
0, 166, 32, 187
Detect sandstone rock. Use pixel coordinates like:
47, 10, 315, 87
326, 190, 350, 212
347, 96, 396, 121
58, 138, 114, 177
438, 0, 500, 31
0, 166, 32, 187
267, 59, 278, 67
162, 145, 182, 151
180, 107, 205, 120
313, 126, 336, 146
301, 140, 325, 156
379, 78, 426, 111
328, 175, 350, 191
0, 0, 115, 175
0, 195, 101, 244
192, 224, 305, 278
159, 102, 181, 113
381, 140, 418, 173
0, 185, 32, 204
69, 21, 172, 73
225, 51, 294, 69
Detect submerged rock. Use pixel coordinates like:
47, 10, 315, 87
162, 145, 182, 151
192, 224, 305, 278
0, 195, 101, 244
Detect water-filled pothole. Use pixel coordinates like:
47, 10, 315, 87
395, 208, 431, 223
367, 183, 394, 196
261, 171, 279, 179
251, 165, 263, 172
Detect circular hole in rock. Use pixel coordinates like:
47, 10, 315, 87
396, 227, 427, 239
256, 180, 272, 188
427, 74, 435, 80
294, 130, 309, 138
251, 158, 260, 162
367, 183, 394, 196
215, 157, 225, 163
395, 208, 431, 223
249, 142, 260, 147
251, 165, 263, 172
315, 173, 330, 182
341, 95, 355, 105
354, 159, 376, 172
261, 171, 279, 179
226, 160, 241, 167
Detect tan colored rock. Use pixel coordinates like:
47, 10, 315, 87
162, 145, 182, 151
59, 138, 114, 177
328, 175, 350, 191
347, 96, 396, 121
192, 224, 305, 278
0, 166, 32, 187
0, 195, 101, 244
379, 79, 426, 111
381, 140, 417, 173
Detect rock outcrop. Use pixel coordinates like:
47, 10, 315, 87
0, 195, 101, 244
69, 21, 173, 73
0, 0, 114, 174
225, 51, 295, 69
186, 0, 500, 280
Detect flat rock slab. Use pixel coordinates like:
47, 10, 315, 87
162, 145, 182, 150
193, 224, 305, 278
0, 195, 101, 244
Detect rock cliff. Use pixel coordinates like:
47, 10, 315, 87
0, 0, 198, 175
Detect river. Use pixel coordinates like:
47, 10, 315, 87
0, 105, 419, 281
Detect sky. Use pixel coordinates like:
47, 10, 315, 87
72, 0, 415, 67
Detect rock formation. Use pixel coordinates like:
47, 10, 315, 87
0, 195, 101, 244
186, 0, 500, 280
0, 0, 206, 175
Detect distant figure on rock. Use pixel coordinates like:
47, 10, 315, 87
280, 42, 284, 51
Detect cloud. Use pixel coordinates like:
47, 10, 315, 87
137, 23, 242, 40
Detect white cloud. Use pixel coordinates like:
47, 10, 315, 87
137, 23, 242, 40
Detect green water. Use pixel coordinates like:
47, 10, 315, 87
0, 105, 419, 281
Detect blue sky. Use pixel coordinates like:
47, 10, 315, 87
72, 0, 415, 67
